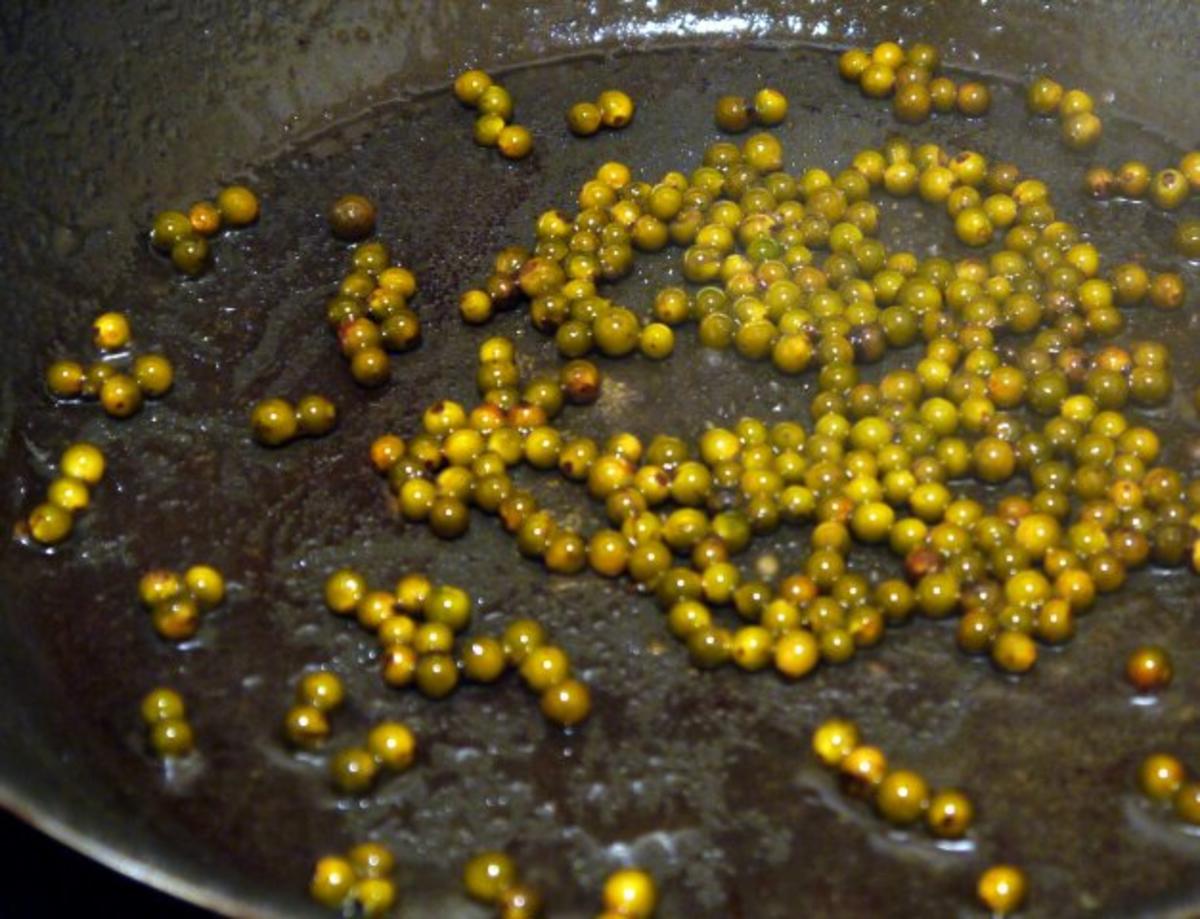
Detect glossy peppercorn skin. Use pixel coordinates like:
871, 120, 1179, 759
11, 36, 1200, 919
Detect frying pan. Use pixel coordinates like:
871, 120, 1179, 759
2, 1, 1199, 915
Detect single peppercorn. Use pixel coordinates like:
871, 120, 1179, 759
956, 82, 991, 116
602, 868, 657, 918
1126, 645, 1173, 692
366, 721, 416, 771
1026, 76, 1064, 115
1061, 112, 1102, 150
250, 397, 298, 446
977, 865, 1027, 915
464, 850, 519, 903
330, 746, 379, 793
454, 69, 493, 106
310, 856, 355, 909
753, 87, 788, 125
216, 185, 260, 226
170, 237, 210, 276
715, 95, 750, 133
1174, 219, 1200, 259
541, 678, 591, 726
567, 101, 602, 136
1174, 782, 1200, 825
1139, 753, 1186, 801
295, 394, 337, 436
151, 210, 193, 251
45, 360, 85, 399
149, 718, 195, 758
596, 90, 635, 128
926, 788, 974, 838
188, 200, 221, 236
874, 769, 930, 825
27, 502, 73, 545
284, 705, 330, 748
92, 311, 131, 351
498, 125, 534, 160
140, 687, 186, 725
99, 373, 143, 418
132, 354, 174, 398
329, 194, 377, 241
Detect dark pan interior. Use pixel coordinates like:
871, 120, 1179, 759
1, 2, 1199, 916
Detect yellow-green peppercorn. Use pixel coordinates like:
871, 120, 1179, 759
596, 90, 635, 128
464, 850, 518, 903
977, 865, 1027, 915
454, 69, 493, 106
1139, 753, 1186, 801
216, 185, 260, 226
602, 868, 657, 918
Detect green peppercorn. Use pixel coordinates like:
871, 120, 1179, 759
151, 210, 194, 251
366, 721, 416, 771
454, 69, 493, 106
875, 769, 930, 825
567, 101, 602, 136
310, 856, 355, 908
170, 237, 210, 276
1150, 168, 1189, 210
149, 718, 195, 757
140, 687, 186, 725
27, 502, 73, 545
926, 788, 974, 838
541, 678, 591, 725
284, 705, 330, 748
100, 373, 144, 418
415, 653, 459, 698
1061, 112, 1102, 150
715, 95, 750, 133
329, 194, 377, 241
1026, 76, 1063, 115
295, 394, 337, 436
250, 397, 297, 446
330, 746, 379, 793
464, 850, 518, 903
498, 125, 534, 160
1139, 753, 1186, 801
1126, 645, 1173, 692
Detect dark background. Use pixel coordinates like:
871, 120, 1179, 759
0, 809, 210, 916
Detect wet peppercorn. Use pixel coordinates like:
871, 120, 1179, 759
596, 90, 635, 128
567, 101, 603, 136
329, 194, 377, 241
602, 868, 656, 918
498, 125, 534, 160
454, 69, 492, 106
330, 746, 379, 793
310, 856, 355, 908
170, 237, 210, 276
250, 397, 298, 446
926, 788, 974, 838
366, 721, 416, 771
977, 865, 1027, 915
541, 678, 591, 726
92, 311, 131, 351
1126, 645, 1173, 692
216, 185, 259, 226
131, 354, 174, 397
874, 769, 930, 825
1139, 753, 1186, 801
464, 850, 518, 903
99, 373, 143, 418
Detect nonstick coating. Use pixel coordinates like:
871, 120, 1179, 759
1, 2, 1199, 916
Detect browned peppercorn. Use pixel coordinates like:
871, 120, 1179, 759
329, 194, 378, 241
